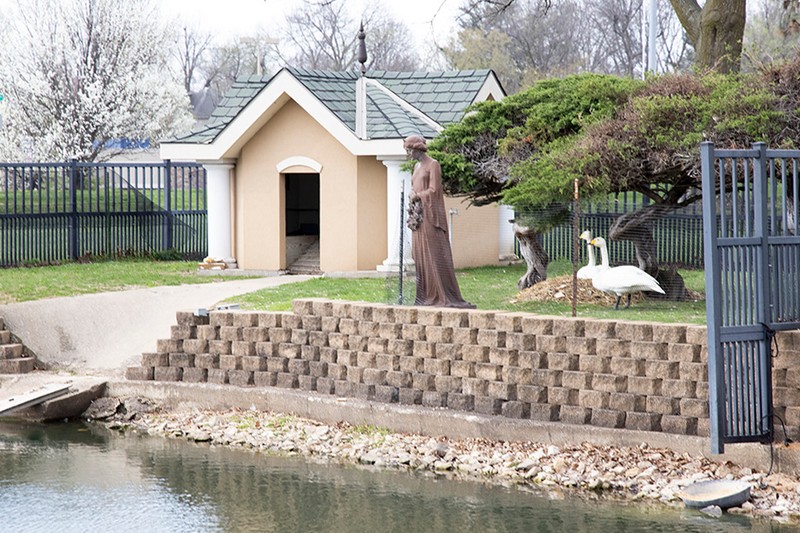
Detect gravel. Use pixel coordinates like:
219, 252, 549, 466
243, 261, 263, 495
97, 398, 800, 524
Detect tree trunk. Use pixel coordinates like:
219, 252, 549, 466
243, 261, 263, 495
608, 205, 689, 301
668, 0, 746, 73
513, 222, 549, 289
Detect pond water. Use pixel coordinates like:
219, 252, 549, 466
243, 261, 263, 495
0, 420, 791, 533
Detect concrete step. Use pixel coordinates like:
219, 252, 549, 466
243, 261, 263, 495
0, 357, 35, 374
0, 330, 10, 344
0, 344, 23, 359
291, 266, 319, 272
289, 259, 320, 267
288, 239, 320, 274
293, 250, 318, 257
289, 268, 321, 275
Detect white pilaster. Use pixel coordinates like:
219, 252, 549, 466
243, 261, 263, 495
203, 161, 235, 264
377, 158, 413, 271
499, 204, 517, 260
355, 77, 367, 139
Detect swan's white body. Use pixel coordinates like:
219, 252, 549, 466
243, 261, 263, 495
576, 230, 601, 280
589, 237, 665, 309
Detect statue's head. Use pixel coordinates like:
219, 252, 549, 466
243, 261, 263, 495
403, 135, 428, 157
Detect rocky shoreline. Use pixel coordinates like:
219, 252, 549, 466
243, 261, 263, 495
91, 397, 800, 524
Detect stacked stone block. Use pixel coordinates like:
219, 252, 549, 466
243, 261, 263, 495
0, 317, 35, 374
772, 329, 800, 440
125, 298, 800, 439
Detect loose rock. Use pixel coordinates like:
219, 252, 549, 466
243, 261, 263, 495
84, 397, 121, 420
95, 398, 800, 525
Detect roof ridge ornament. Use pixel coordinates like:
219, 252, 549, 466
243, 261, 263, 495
357, 22, 367, 76
355, 22, 368, 139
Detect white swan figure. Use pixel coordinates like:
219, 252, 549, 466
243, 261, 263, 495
577, 230, 601, 280
589, 237, 665, 309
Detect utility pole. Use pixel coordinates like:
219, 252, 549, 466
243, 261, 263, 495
641, 0, 658, 77
641, 0, 658, 79
648, 0, 658, 73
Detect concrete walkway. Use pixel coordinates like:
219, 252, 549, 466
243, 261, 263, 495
0, 275, 313, 372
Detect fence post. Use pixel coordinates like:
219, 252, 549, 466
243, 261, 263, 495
163, 159, 173, 251
68, 158, 79, 260
398, 178, 405, 305
700, 141, 725, 454
752, 141, 774, 441
572, 178, 579, 318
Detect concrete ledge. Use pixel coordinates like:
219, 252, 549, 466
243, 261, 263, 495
323, 271, 395, 279
106, 379, 800, 476
195, 269, 286, 277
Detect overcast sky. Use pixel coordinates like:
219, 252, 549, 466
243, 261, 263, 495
159, 0, 462, 46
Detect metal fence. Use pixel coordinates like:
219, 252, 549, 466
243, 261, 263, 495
0, 160, 206, 266
542, 191, 705, 268
701, 142, 800, 453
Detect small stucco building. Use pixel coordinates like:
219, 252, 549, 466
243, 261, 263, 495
161, 67, 516, 273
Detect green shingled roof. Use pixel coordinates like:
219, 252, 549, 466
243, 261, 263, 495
366, 84, 439, 139
167, 67, 498, 145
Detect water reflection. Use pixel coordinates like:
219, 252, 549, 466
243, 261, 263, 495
0, 420, 788, 532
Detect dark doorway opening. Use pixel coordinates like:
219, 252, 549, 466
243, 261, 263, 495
285, 173, 321, 274
285, 173, 320, 236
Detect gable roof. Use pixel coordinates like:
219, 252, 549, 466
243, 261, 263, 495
162, 67, 504, 160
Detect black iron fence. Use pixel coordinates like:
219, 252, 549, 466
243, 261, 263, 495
540, 191, 705, 269
0, 160, 206, 266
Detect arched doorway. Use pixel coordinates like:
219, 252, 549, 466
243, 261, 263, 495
284, 172, 320, 273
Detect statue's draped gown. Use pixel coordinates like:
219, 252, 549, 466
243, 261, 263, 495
410, 158, 475, 308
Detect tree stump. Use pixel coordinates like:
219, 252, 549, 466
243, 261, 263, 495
513, 222, 549, 290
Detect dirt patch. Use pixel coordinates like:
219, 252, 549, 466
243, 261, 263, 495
512, 275, 702, 305
512, 276, 622, 305
0, 293, 16, 305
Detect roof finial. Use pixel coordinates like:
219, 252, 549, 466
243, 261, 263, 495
357, 22, 367, 76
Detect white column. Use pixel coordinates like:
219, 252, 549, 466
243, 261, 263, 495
377, 158, 413, 272
498, 204, 517, 260
204, 161, 235, 264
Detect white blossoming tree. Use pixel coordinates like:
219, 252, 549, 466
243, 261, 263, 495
0, 0, 192, 162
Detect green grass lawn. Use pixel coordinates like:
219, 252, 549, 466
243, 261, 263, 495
230, 260, 708, 324
0, 260, 234, 303
0, 258, 708, 324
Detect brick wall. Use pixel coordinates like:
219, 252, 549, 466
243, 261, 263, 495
126, 298, 800, 438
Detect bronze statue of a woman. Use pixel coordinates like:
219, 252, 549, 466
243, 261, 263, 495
404, 135, 475, 309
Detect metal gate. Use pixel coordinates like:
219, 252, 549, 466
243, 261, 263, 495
701, 142, 800, 454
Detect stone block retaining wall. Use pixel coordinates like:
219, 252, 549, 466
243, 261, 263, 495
126, 298, 800, 439
0, 317, 35, 374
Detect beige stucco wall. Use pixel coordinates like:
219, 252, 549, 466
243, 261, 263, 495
445, 197, 501, 268
356, 157, 389, 270
228, 97, 499, 272
234, 99, 386, 271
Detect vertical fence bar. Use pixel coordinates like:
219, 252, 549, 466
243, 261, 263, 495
163, 159, 173, 251
793, 159, 799, 236
572, 178, 579, 318
732, 163, 739, 237
781, 159, 788, 235
69, 159, 79, 260
752, 142, 773, 440
701, 142, 726, 454
398, 178, 405, 305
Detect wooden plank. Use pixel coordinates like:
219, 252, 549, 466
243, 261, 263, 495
0, 383, 72, 416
